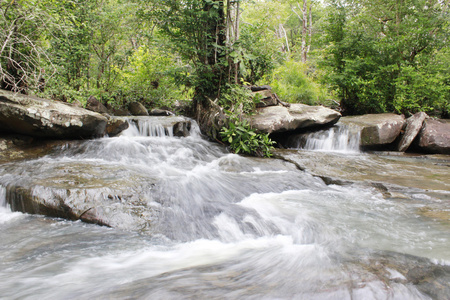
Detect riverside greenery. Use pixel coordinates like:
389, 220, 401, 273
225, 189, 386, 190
1, 0, 448, 117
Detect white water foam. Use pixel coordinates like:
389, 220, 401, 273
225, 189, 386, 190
292, 125, 361, 153
0, 185, 23, 224
120, 116, 201, 138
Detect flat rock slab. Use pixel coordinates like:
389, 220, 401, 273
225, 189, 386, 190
416, 119, 450, 154
340, 113, 405, 146
249, 104, 341, 134
0, 89, 107, 139
397, 112, 428, 152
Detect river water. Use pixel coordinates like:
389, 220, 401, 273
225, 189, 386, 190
0, 118, 449, 299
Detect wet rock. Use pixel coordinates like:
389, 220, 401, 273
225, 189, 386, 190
129, 102, 149, 116
196, 98, 227, 140
149, 109, 174, 116
0, 89, 108, 139
415, 119, 450, 154
105, 116, 129, 137
0, 135, 74, 163
340, 113, 405, 146
397, 112, 428, 152
2, 161, 159, 230
249, 104, 341, 134
361, 251, 450, 300
85, 96, 110, 114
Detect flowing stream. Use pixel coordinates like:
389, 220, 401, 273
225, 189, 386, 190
0, 117, 449, 299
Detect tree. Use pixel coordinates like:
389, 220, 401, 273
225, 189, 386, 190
0, 0, 57, 93
155, 0, 228, 103
321, 0, 450, 116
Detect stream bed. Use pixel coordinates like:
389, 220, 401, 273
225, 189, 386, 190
0, 117, 449, 299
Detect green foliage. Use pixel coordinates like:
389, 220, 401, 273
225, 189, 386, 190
220, 119, 275, 157
218, 84, 258, 115
217, 84, 275, 157
266, 60, 329, 105
394, 63, 450, 116
156, 0, 227, 101
112, 46, 186, 108
320, 0, 450, 116
238, 16, 285, 84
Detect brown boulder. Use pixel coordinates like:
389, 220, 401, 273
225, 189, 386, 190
85, 96, 110, 114
415, 119, 450, 154
129, 102, 149, 116
105, 117, 129, 137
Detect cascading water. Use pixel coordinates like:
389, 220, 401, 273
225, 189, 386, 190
287, 124, 361, 153
0, 116, 449, 299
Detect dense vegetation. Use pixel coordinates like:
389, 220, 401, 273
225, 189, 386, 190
1, 0, 449, 118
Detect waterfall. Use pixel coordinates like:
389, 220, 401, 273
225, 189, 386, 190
288, 124, 361, 153
0, 185, 5, 207
120, 116, 201, 138
0, 116, 448, 300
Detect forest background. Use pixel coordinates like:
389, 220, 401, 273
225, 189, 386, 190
1, 0, 449, 118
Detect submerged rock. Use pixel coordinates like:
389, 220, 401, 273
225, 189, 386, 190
340, 113, 405, 146
0, 89, 108, 139
415, 119, 450, 154
397, 112, 428, 152
249, 104, 341, 134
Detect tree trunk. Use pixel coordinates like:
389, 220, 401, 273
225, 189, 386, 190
301, 0, 308, 63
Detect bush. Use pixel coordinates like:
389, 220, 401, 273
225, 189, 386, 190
265, 60, 330, 106
220, 119, 275, 157
112, 46, 187, 109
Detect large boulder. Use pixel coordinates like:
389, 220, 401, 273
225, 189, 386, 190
0, 89, 108, 139
415, 119, 450, 154
340, 113, 405, 146
249, 104, 341, 134
128, 102, 149, 116
85, 96, 110, 114
397, 112, 428, 152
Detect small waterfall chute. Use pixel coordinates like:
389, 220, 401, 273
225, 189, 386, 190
287, 124, 361, 153
120, 116, 199, 138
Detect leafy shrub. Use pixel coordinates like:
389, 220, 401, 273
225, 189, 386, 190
266, 60, 330, 106
112, 46, 187, 109
218, 84, 258, 115
220, 119, 275, 157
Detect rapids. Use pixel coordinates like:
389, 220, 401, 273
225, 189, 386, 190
0, 117, 449, 299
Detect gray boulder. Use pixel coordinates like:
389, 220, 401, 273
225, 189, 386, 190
415, 119, 450, 154
129, 102, 149, 116
340, 113, 405, 146
0, 89, 108, 139
249, 104, 341, 134
397, 112, 428, 152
